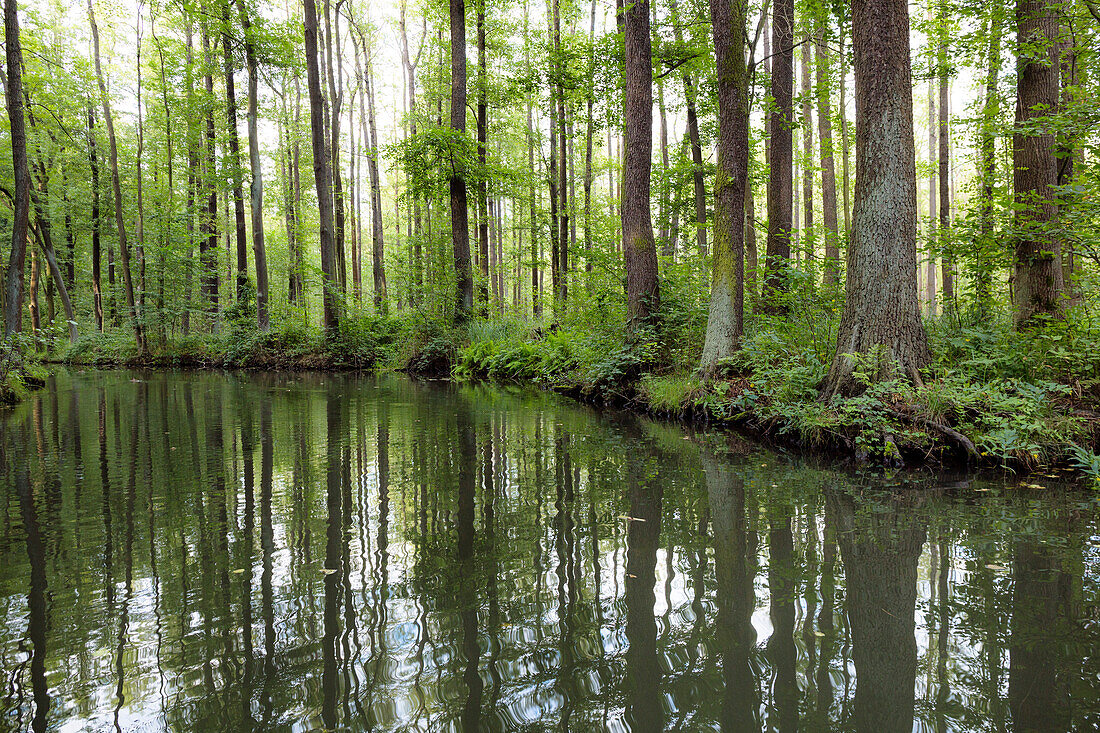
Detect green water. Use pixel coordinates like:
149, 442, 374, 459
1, 369, 1097, 732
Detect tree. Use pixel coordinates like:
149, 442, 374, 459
815, 19, 840, 285
699, 0, 749, 374
3, 0, 30, 338
303, 0, 339, 331
236, 0, 270, 330
450, 0, 474, 323
1012, 0, 1064, 327
89, 0, 144, 352
822, 0, 931, 397
621, 0, 660, 325
762, 0, 794, 310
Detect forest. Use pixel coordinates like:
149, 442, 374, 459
0, 0, 1098, 476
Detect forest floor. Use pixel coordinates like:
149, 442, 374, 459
37, 309, 1100, 486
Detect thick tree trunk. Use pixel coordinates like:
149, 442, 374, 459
2, 0, 29, 339
816, 32, 840, 285
89, 0, 144, 351
1013, 0, 1063, 327
822, 0, 931, 397
829, 491, 926, 733
304, 0, 340, 330
763, 0, 793, 310
699, 0, 748, 373
621, 0, 660, 325
450, 0, 474, 323
236, 0, 269, 329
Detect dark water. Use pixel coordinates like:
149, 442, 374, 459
1, 370, 1098, 732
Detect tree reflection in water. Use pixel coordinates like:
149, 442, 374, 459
0, 369, 1097, 732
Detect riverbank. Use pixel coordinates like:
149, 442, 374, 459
37, 311, 1100, 485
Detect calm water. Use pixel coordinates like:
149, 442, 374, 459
1, 370, 1098, 732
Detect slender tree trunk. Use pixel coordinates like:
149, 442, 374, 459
548, 0, 560, 314
763, 0, 794, 310
938, 7, 954, 311
976, 8, 1004, 318
304, 0, 340, 330
621, 0, 660, 324
365, 45, 386, 311
136, 11, 148, 317
816, 31, 840, 285
800, 37, 814, 269
838, 32, 851, 239
477, 0, 490, 309
451, 0, 473, 323
822, 0, 931, 397
89, 0, 143, 351
583, 0, 596, 275
182, 19, 197, 333
1013, 0, 1063, 327
554, 0, 568, 304
236, 0, 269, 329
87, 104, 104, 331
324, 0, 347, 294
201, 20, 220, 320
927, 76, 938, 314
671, 0, 706, 260
698, 0, 749, 373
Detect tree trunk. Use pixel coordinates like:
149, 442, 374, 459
975, 8, 1003, 319
450, 0, 474, 323
201, 20, 220, 321
365, 44, 386, 311
822, 0, 931, 397
671, 0, 706, 260
236, 0, 269, 329
800, 38, 814, 268
583, 0, 596, 275
477, 0, 490, 310
699, 0, 748, 373
554, 0, 568, 304
838, 32, 851, 239
622, 0, 660, 325
1013, 0, 1063, 327
763, 0, 794, 310
2, 0, 29, 339
89, 0, 143, 351
304, 0, 340, 330
927, 77, 937, 315
938, 9, 954, 311
816, 31, 840, 285
87, 104, 104, 331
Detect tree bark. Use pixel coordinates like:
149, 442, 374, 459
622, 0, 660, 325
89, 0, 144, 351
800, 36, 814, 268
975, 7, 1003, 319
304, 0, 340, 330
822, 0, 931, 397
477, 0, 490, 309
450, 0, 474, 323
87, 104, 104, 331
221, 2, 249, 307
1013, 0, 1064, 327
324, 0, 347, 294
938, 7, 954, 311
201, 19, 220, 320
763, 0, 794, 310
699, 0, 749, 373
2, 0, 29, 338
236, 0, 269, 330
816, 31, 840, 285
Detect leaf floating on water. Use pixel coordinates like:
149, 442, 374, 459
232, 569, 246, 574
619, 515, 646, 522
626, 573, 637, 579
814, 631, 825, 637
985, 564, 1007, 571
321, 568, 337, 575
1022, 483, 1045, 490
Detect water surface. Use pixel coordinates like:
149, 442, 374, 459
1, 369, 1097, 732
